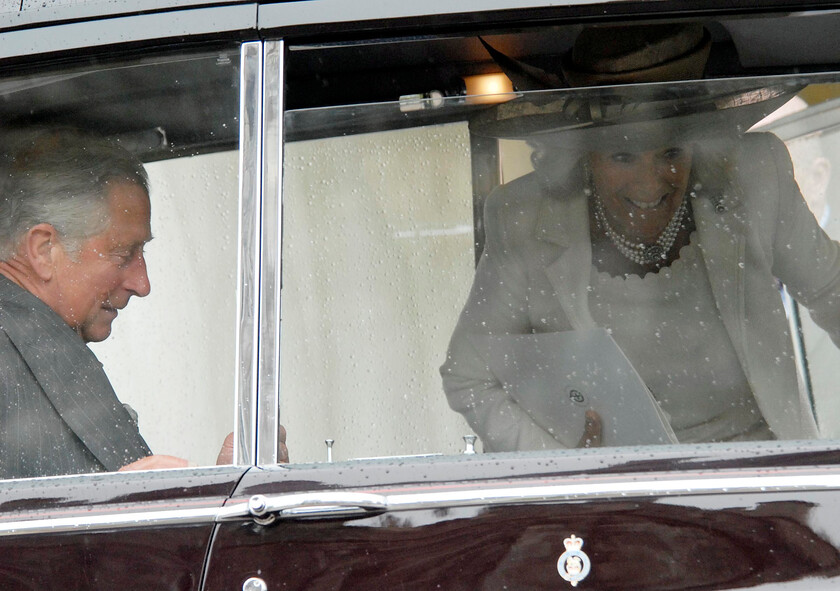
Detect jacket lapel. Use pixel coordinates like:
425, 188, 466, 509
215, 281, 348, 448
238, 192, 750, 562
538, 190, 597, 330
693, 192, 749, 370
0, 279, 150, 471
693, 189, 817, 439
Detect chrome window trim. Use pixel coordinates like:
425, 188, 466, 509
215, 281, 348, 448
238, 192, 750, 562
235, 40, 264, 465
258, 0, 613, 28
217, 470, 840, 521
256, 39, 284, 465
0, 4, 257, 60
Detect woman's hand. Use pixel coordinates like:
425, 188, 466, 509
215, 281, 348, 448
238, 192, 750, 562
577, 410, 602, 448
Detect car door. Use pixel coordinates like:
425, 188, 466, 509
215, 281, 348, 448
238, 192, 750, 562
203, 2, 840, 589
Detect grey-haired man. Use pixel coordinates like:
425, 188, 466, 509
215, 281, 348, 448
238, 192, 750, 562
0, 130, 236, 478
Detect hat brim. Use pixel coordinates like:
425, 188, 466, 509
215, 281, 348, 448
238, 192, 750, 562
469, 79, 802, 150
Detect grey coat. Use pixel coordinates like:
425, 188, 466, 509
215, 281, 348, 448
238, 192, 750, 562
441, 133, 840, 451
0, 276, 150, 479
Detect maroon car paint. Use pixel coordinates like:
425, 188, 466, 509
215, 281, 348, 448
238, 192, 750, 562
203, 443, 840, 590
0, 467, 246, 591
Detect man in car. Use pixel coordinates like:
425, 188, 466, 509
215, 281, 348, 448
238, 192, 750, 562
0, 129, 259, 478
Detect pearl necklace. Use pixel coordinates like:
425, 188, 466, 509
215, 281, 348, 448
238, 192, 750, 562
593, 195, 687, 266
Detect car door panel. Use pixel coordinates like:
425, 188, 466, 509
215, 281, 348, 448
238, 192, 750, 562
204, 447, 840, 590
0, 467, 246, 591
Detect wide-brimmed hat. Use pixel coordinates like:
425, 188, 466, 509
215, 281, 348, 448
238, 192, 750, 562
470, 24, 800, 148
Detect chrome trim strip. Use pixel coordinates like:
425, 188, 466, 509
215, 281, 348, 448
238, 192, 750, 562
234, 41, 264, 466
258, 0, 608, 29
4, 471, 839, 536
256, 40, 284, 465
0, 5, 257, 59
0, 506, 219, 537
217, 472, 840, 521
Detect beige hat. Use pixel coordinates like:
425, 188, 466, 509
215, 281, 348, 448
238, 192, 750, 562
470, 24, 799, 146
562, 24, 711, 87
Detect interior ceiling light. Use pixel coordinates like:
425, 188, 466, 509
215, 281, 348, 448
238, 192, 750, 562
398, 72, 515, 113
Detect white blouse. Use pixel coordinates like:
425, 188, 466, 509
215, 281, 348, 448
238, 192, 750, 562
588, 233, 774, 442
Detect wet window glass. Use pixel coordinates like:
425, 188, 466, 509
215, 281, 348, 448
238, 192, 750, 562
0, 47, 241, 479
758, 90, 840, 440
281, 74, 840, 462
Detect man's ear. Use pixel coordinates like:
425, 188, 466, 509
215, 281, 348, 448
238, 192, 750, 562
22, 223, 60, 281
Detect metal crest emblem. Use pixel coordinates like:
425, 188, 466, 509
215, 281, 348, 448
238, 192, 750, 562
557, 534, 591, 587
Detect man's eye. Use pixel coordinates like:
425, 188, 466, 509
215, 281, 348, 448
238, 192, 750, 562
111, 252, 134, 266
610, 152, 635, 164
662, 147, 685, 160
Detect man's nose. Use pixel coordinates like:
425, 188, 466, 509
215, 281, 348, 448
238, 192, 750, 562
123, 254, 151, 297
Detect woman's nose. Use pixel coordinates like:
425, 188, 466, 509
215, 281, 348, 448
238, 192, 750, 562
633, 158, 672, 200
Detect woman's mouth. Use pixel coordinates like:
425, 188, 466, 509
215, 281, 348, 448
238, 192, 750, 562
627, 193, 668, 210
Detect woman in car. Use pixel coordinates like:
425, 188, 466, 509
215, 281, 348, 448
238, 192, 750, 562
441, 24, 840, 451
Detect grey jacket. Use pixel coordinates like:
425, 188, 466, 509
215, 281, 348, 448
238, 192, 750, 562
0, 276, 150, 478
441, 133, 840, 451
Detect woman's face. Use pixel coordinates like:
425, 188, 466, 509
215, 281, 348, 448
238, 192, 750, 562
589, 145, 693, 243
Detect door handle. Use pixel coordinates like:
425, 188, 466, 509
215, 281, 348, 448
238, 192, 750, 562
218, 492, 388, 524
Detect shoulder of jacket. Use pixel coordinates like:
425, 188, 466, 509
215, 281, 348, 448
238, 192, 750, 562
741, 131, 790, 163
484, 172, 556, 223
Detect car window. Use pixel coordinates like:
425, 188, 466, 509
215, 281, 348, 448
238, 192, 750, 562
281, 116, 476, 461
279, 74, 840, 462
91, 149, 239, 465
0, 45, 243, 479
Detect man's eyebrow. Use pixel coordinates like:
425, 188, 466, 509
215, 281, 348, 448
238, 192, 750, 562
113, 235, 153, 253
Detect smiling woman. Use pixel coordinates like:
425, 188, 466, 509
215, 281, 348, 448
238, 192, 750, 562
440, 24, 840, 452
589, 144, 694, 270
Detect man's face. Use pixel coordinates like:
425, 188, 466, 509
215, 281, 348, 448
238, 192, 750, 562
50, 181, 152, 342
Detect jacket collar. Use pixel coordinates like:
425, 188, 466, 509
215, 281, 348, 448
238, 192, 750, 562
0, 276, 151, 470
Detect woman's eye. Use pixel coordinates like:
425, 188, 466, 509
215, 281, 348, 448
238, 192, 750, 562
662, 147, 684, 160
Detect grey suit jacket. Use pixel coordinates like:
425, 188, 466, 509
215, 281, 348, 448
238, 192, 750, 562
0, 276, 151, 479
442, 133, 839, 451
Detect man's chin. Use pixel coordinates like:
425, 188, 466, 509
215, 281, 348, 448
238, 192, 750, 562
80, 321, 114, 343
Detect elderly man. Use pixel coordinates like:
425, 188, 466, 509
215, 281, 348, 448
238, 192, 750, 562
0, 130, 247, 478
